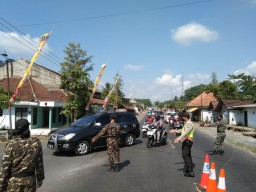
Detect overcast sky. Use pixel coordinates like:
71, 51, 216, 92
1, 0, 256, 102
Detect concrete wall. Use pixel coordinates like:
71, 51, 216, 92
247, 108, 256, 128
228, 108, 256, 129
0, 58, 61, 89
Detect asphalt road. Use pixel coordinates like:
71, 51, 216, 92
0, 114, 256, 192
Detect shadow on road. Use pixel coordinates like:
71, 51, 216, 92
101, 160, 131, 171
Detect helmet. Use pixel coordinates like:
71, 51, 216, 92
148, 112, 152, 116
15, 119, 30, 132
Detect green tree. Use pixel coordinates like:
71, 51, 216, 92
228, 73, 256, 99
114, 73, 125, 108
211, 72, 218, 84
61, 42, 93, 72
183, 84, 207, 101
60, 43, 93, 122
0, 86, 8, 109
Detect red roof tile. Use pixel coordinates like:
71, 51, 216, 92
0, 77, 66, 102
186, 92, 217, 108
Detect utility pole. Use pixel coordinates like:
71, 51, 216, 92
1, 51, 12, 133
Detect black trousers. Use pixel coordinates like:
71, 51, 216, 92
182, 140, 193, 167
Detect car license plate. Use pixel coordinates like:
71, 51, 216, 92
48, 143, 54, 149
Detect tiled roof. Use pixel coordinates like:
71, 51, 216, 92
221, 99, 253, 109
0, 77, 66, 102
186, 92, 217, 108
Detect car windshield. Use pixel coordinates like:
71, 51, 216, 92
72, 114, 100, 127
167, 112, 176, 116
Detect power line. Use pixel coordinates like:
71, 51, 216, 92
0, 26, 61, 67
17, 0, 217, 27
0, 17, 64, 63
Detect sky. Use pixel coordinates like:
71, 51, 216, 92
0, 0, 256, 102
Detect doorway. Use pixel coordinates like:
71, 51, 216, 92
244, 111, 248, 127
43, 108, 49, 127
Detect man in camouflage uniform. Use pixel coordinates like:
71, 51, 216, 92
92, 114, 121, 172
0, 119, 45, 192
209, 115, 227, 155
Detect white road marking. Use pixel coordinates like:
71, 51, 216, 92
168, 138, 176, 149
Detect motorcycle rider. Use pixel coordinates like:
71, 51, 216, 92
150, 113, 163, 142
146, 113, 153, 123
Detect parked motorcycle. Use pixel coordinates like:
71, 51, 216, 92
142, 122, 150, 138
146, 124, 167, 148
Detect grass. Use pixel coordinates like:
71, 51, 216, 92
226, 138, 256, 154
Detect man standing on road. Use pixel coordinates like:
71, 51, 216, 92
92, 114, 121, 172
170, 112, 195, 177
0, 119, 45, 192
209, 114, 227, 155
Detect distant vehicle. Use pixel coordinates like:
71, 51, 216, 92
164, 111, 178, 124
47, 112, 140, 156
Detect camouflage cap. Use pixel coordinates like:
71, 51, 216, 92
15, 119, 30, 131
110, 114, 117, 120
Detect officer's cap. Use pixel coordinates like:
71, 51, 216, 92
15, 119, 30, 131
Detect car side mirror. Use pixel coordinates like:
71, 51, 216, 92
95, 122, 101, 127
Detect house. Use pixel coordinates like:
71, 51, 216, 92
0, 77, 66, 130
186, 92, 218, 122
0, 58, 105, 134
214, 99, 255, 128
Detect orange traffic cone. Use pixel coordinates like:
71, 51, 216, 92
217, 169, 226, 192
206, 162, 217, 192
199, 154, 210, 189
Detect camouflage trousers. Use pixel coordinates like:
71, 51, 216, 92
6, 177, 36, 192
212, 132, 226, 151
107, 138, 120, 164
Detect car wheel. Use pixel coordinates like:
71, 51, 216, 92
125, 134, 135, 146
75, 140, 90, 156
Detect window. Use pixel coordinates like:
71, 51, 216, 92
96, 115, 111, 126
15, 108, 28, 121
33, 108, 37, 125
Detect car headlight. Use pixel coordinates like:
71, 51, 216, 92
60, 133, 76, 141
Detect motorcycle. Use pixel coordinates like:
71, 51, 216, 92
173, 120, 183, 136
146, 124, 167, 148
168, 117, 175, 129
142, 122, 150, 138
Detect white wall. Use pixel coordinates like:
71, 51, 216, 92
201, 109, 213, 122
0, 107, 32, 129
247, 108, 256, 128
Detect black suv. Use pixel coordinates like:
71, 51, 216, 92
47, 112, 140, 155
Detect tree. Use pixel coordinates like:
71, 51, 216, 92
60, 43, 93, 122
211, 72, 218, 84
228, 73, 256, 99
113, 73, 125, 108
61, 42, 93, 73
0, 86, 8, 109
183, 84, 207, 101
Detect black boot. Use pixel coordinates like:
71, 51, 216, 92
115, 163, 120, 172
219, 150, 224, 155
209, 150, 216, 155
184, 166, 195, 177
108, 164, 115, 172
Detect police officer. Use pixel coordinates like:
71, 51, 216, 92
0, 119, 45, 192
209, 114, 227, 155
170, 112, 195, 177
92, 114, 121, 172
